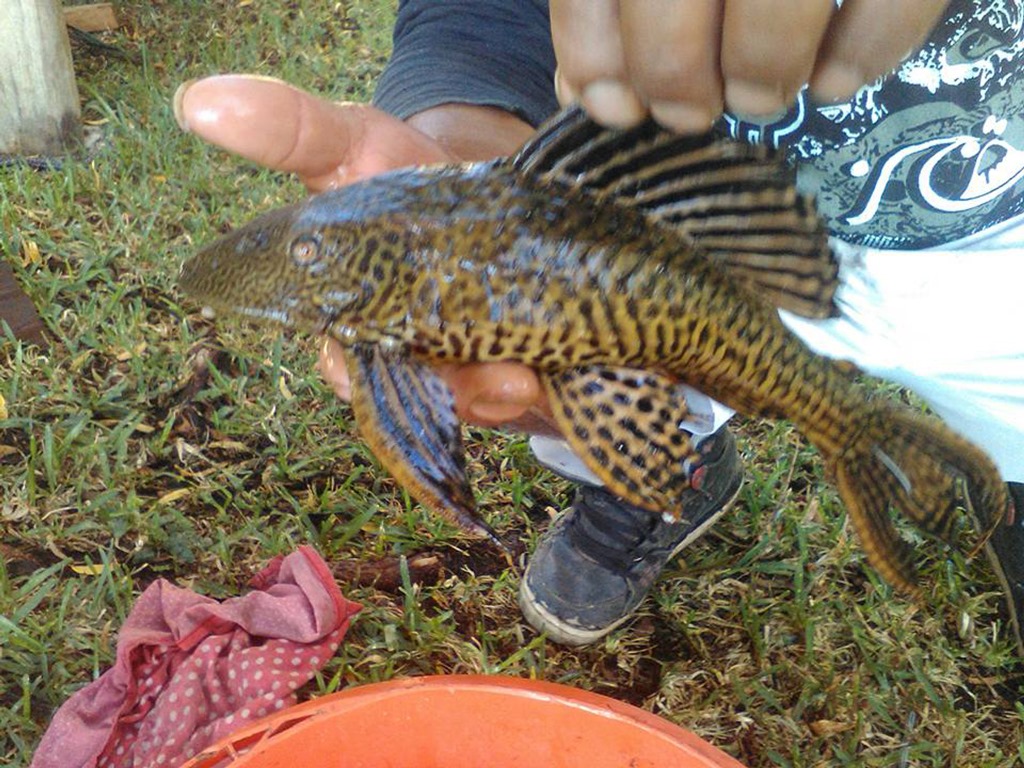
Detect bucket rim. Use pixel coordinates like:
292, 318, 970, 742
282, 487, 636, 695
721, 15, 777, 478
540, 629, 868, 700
182, 673, 744, 768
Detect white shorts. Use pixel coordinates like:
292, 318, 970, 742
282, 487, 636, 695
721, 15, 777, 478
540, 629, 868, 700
532, 214, 1024, 485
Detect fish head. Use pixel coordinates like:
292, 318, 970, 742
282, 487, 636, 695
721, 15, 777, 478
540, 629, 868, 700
179, 193, 385, 336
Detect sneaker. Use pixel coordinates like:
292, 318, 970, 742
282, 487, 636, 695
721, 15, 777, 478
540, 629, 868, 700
518, 428, 744, 646
985, 481, 1024, 653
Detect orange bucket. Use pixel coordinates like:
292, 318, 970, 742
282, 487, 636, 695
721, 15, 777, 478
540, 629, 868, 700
182, 675, 744, 768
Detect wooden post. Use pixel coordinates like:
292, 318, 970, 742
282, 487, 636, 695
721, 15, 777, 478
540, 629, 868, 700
0, 0, 81, 157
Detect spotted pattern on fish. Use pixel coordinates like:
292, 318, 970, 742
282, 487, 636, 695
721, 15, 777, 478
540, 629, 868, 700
179, 105, 1010, 598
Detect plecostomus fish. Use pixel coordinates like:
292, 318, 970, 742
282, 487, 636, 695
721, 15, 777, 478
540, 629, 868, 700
180, 105, 1010, 598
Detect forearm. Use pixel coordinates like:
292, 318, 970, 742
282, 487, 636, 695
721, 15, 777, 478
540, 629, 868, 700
373, 0, 557, 155
406, 103, 534, 161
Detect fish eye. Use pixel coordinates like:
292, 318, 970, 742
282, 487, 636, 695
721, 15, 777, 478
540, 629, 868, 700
290, 234, 322, 266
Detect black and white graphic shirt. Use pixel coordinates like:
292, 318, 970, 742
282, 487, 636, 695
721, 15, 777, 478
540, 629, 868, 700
724, 0, 1024, 250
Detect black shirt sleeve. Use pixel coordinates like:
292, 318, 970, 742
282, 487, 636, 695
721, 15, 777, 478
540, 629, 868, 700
372, 0, 559, 128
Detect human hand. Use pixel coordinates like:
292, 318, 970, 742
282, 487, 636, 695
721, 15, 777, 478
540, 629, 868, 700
551, 0, 949, 132
174, 75, 551, 429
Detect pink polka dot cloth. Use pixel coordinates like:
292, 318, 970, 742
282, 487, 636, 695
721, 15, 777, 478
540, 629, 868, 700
32, 546, 361, 768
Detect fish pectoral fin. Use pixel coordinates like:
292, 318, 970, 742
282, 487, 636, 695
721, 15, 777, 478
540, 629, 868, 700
542, 366, 703, 520
511, 104, 839, 319
345, 343, 498, 542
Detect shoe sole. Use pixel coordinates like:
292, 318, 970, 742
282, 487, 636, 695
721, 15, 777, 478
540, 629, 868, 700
965, 482, 1023, 654
981, 540, 1024, 654
518, 480, 743, 647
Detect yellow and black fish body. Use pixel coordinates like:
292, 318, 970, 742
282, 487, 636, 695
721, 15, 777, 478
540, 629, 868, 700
180, 105, 1010, 597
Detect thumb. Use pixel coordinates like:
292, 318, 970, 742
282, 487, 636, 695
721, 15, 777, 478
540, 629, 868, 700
173, 74, 453, 192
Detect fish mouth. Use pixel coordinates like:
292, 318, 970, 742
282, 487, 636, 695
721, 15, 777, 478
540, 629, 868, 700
203, 294, 340, 335
234, 305, 296, 325
178, 256, 297, 327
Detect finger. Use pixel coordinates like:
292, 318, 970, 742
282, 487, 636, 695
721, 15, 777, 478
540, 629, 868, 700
554, 67, 577, 106
810, 0, 949, 101
319, 338, 351, 400
444, 362, 544, 427
550, 0, 647, 127
319, 338, 543, 427
721, 0, 834, 118
617, 0, 723, 132
173, 74, 450, 191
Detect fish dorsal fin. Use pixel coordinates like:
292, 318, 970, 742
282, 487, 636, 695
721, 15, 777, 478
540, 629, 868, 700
512, 105, 839, 319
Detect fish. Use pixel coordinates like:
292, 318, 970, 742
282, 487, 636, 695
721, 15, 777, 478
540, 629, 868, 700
179, 104, 1010, 597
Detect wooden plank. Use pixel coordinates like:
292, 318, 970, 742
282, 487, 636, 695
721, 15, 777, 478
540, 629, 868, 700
0, 0, 81, 157
0, 263, 46, 345
63, 3, 119, 33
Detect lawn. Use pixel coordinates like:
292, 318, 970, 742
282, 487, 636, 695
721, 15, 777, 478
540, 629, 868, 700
1, 1, 1022, 765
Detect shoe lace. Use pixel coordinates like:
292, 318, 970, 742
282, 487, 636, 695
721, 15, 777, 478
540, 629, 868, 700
561, 430, 728, 571
565, 487, 667, 571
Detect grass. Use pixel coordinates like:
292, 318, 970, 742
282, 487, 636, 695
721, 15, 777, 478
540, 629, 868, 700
1, 1, 1022, 765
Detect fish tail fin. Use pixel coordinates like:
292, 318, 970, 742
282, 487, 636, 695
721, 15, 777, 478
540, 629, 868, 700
828, 402, 1008, 596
